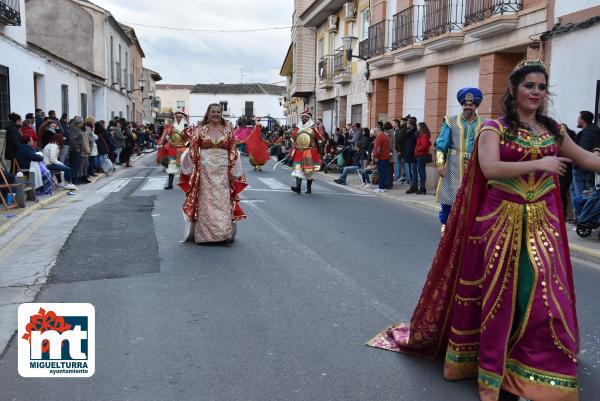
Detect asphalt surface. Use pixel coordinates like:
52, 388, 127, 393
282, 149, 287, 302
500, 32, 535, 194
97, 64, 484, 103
0, 155, 599, 401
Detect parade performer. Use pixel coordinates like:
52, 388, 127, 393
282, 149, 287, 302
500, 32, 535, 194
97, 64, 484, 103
180, 103, 246, 244
290, 108, 323, 194
435, 87, 485, 232
244, 118, 270, 171
157, 111, 190, 189
368, 59, 600, 401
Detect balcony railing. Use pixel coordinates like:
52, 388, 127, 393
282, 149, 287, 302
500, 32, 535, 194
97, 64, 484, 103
392, 5, 425, 50
318, 56, 334, 83
464, 0, 522, 26
0, 0, 20, 26
367, 20, 388, 58
333, 48, 349, 75
359, 38, 369, 60
423, 0, 465, 40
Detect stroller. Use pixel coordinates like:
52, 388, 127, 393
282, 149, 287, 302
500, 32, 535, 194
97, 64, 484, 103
575, 187, 600, 238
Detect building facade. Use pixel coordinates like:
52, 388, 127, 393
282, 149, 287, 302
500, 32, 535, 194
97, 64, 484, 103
188, 83, 286, 125
547, 0, 600, 126
141, 68, 162, 124
300, 0, 370, 134
121, 24, 145, 124
155, 84, 194, 122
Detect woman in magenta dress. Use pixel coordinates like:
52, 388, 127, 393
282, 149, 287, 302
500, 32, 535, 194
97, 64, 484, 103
368, 60, 600, 401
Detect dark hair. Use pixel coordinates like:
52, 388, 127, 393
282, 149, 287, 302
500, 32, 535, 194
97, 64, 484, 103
580, 111, 594, 125
19, 135, 31, 144
418, 122, 431, 137
355, 123, 361, 129
383, 121, 393, 131
362, 127, 370, 136
201, 103, 226, 126
408, 117, 417, 125
9, 112, 21, 123
25, 113, 34, 120
501, 64, 560, 141
61, 113, 68, 119
393, 119, 401, 126
376, 121, 384, 128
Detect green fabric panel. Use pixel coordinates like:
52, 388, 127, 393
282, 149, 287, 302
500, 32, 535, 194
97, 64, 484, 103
511, 212, 534, 337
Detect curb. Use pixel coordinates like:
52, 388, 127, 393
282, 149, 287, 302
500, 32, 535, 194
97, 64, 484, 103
0, 152, 152, 239
316, 172, 600, 262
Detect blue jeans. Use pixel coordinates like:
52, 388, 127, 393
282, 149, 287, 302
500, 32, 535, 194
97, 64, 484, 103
47, 163, 73, 182
339, 166, 360, 182
69, 152, 81, 184
393, 153, 401, 179
377, 159, 391, 189
404, 161, 417, 187
416, 156, 428, 190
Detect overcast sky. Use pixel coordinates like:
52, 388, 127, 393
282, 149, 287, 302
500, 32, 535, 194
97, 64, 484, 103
91, 0, 293, 85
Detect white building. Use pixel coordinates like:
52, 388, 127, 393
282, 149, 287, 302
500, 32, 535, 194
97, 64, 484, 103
189, 83, 286, 125
548, 0, 600, 127
0, 0, 101, 128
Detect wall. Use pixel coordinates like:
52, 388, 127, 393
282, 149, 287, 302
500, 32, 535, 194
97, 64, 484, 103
189, 94, 285, 125
155, 88, 192, 114
403, 71, 425, 121
549, 24, 600, 126
25, 0, 96, 74
555, 0, 600, 17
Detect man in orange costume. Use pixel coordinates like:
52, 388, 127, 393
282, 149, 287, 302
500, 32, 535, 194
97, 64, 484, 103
290, 108, 324, 194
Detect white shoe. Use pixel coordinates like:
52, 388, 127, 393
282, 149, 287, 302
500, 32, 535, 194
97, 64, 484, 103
64, 183, 77, 190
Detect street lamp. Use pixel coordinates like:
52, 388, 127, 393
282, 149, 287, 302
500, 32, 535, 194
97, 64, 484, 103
142, 90, 154, 101
342, 35, 370, 79
342, 36, 366, 61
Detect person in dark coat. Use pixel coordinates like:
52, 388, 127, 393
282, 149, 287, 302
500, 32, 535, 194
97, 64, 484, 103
4, 113, 22, 173
16, 135, 43, 170
94, 121, 110, 173
404, 116, 418, 194
573, 110, 600, 196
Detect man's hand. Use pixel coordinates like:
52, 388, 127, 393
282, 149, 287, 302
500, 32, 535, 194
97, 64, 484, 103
437, 166, 446, 178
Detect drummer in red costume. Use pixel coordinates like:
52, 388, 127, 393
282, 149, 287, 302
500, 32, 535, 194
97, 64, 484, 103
245, 117, 270, 171
290, 108, 324, 194
157, 110, 191, 189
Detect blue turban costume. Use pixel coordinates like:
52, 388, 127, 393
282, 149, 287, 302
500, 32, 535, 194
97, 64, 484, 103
457, 87, 483, 107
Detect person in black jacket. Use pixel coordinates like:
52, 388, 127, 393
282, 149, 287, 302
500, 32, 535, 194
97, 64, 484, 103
573, 111, 600, 195
4, 113, 22, 173
94, 121, 110, 174
16, 135, 43, 170
404, 116, 418, 193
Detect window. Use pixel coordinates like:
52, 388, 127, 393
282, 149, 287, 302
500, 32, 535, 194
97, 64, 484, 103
111, 111, 115, 119
61, 85, 69, 117
80, 93, 87, 119
351, 104, 362, 125
0, 65, 10, 130
125, 52, 129, 89
244, 101, 254, 117
110, 36, 114, 82
176, 100, 186, 109
219, 101, 228, 111
362, 8, 370, 39
119, 111, 123, 118
318, 38, 325, 59
118, 44, 122, 85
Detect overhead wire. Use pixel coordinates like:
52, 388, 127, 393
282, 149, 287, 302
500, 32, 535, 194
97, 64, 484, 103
121, 22, 301, 33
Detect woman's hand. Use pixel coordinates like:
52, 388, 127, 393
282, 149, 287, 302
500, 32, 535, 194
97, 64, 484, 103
536, 156, 572, 176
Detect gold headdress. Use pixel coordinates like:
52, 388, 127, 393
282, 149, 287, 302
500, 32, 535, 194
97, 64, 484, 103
512, 58, 548, 74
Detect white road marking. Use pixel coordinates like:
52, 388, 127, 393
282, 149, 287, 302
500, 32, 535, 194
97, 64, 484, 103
97, 178, 131, 193
243, 188, 372, 197
141, 177, 168, 191
321, 179, 369, 194
256, 177, 289, 190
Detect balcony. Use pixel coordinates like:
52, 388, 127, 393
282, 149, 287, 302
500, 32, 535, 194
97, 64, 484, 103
464, 0, 521, 38
367, 20, 394, 67
318, 56, 334, 89
422, 0, 466, 51
0, 0, 20, 26
333, 48, 351, 84
391, 5, 426, 60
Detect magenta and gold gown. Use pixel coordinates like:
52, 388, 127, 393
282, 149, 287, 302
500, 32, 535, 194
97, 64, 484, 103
368, 117, 579, 401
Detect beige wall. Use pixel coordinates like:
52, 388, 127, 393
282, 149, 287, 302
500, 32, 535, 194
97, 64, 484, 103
155, 88, 191, 114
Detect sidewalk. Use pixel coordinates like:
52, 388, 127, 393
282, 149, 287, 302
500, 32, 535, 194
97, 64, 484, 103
319, 171, 600, 263
0, 150, 155, 237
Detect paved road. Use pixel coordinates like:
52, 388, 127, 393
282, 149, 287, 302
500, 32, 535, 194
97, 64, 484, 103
0, 156, 598, 401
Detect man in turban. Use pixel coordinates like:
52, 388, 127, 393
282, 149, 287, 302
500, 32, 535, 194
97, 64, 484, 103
290, 108, 324, 194
435, 87, 485, 232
